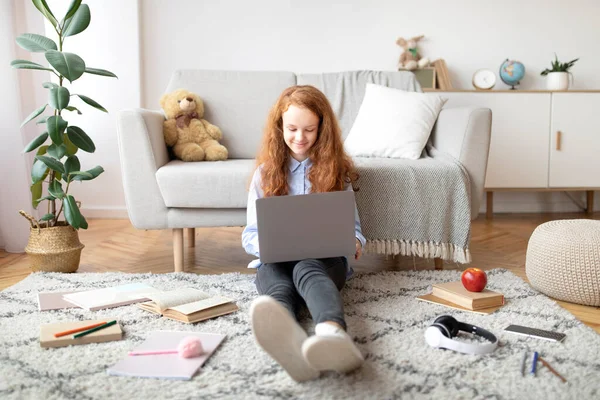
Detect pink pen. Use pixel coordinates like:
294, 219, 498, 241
128, 336, 203, 358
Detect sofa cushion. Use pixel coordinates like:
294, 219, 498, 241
165, 70, 296, 159
344, 83, 447, 159
156, 160, 256, 208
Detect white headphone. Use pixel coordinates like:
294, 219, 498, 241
425, 315, 498, 355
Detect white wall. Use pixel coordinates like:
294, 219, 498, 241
0, 0, 46, 253
140, 0, 600, 109
2, 0, 599, 252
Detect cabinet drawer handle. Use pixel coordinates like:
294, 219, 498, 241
556, 131, 562, 151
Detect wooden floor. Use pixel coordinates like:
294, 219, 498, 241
1, 213, 599, 333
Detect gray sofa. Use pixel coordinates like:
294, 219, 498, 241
116, 70, 491, 272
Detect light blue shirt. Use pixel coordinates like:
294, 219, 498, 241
241, 157, 367, 269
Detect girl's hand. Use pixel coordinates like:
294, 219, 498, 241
355, 238, 362, 260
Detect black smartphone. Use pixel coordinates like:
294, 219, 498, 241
504, 324, 566, 342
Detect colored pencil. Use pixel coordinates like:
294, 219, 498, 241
520, 351, 528, 377
128, 350, 179, 356
531, 351, 539, 376
73, 320, 117, 338
54, 321, 107, 338
539, 356, 568, 383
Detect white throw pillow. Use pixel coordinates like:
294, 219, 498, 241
344, 83, 447, 159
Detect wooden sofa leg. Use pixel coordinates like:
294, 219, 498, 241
173, 228, 184, 272
185, 228, 195, 248
434, 258, 443, 270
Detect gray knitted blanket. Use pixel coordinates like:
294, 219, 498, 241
298, 71, 472, 263
353, 145, 472, 263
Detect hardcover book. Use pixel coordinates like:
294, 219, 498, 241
137, 288, 238, 324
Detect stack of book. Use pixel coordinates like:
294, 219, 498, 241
417, 281, 505, 314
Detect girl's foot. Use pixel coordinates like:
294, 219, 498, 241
301, 322, 364, 373
250, 295, 320, 382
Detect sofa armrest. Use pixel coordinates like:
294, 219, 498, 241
430, 107, 492, 220
116, 109, 170, 229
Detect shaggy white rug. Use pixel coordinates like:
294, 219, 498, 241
0, 269, 599, 399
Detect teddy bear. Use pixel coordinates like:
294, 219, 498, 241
396, 35, 430, 71
160, 89, 228, 162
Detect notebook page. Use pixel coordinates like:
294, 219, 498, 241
170, 296, 234, 315
146, 288, 211, 312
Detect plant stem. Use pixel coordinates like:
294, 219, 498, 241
54, 179, 71, 223
49, 171, 56, 226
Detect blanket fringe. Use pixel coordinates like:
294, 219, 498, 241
365, 240, 471, 264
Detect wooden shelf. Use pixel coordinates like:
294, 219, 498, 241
424, 89, 600, 93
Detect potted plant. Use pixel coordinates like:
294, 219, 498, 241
540, 54, 579, 91
11, 0, 117, 272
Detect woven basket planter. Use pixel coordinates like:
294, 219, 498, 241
20, 211, 84, 273
526, 219, 600, 306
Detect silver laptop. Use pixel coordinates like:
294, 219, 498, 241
256, 191, 356, 263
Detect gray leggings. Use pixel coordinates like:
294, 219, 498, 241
255, 257, 348, 329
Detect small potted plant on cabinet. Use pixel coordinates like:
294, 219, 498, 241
541, 54, 579, 91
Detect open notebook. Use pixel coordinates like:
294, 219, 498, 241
107, 331, 225, 380
62, 283, 161, 311
137, 288, 238, 324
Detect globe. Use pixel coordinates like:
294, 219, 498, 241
499, 59, 525, 89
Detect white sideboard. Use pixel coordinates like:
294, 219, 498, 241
427, 90, 600, 218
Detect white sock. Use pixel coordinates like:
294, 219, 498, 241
303, 323, 364, 373
315, 322, 347, 337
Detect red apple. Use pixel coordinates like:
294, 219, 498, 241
461, 268, 487, 292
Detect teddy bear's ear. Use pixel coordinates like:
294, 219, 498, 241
411, 35, 424, 42
396, 37, 407, 47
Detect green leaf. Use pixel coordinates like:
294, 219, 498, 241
74, 94, 107, 113
79, 214, 88, 229
64, 155, 80, 175
69, 171, 93, 180
24, 132, 48, 153
63, 134, 78, 155
16, 33, 57, 52
32, 0, 59, 28
67, 126, 95, 152
36, 116, 49, 125
47, 143, 67, 160
63, 195, 82, 229
31, 181, 43, 208
45, 51, 85, 83
40, 213, 55, 222
37, 145, 48, 156
63, 4, 90, 37
47, 115, 67, 145
48, 87, 70, 110
48, 179, 65, 199
21, 104, 47, 128
39, 194, 56, 202
65, 106, 82, 114
84, 67, 118, 78
42, 81, 58, 89
31, 159, 48, 183
36, 155, 65, 174
10, 60, 54, 72
63, 0, 82, 22
73, 165, 103, 181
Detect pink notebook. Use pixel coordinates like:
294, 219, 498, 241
37, 291, 81, 311
107, 331, 226, 380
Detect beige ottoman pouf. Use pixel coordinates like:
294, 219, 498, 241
526, 219, 600, 306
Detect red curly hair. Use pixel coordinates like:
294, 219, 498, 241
255, 85, 358, 197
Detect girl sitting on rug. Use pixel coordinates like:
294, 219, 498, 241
241, 85, 366, 382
